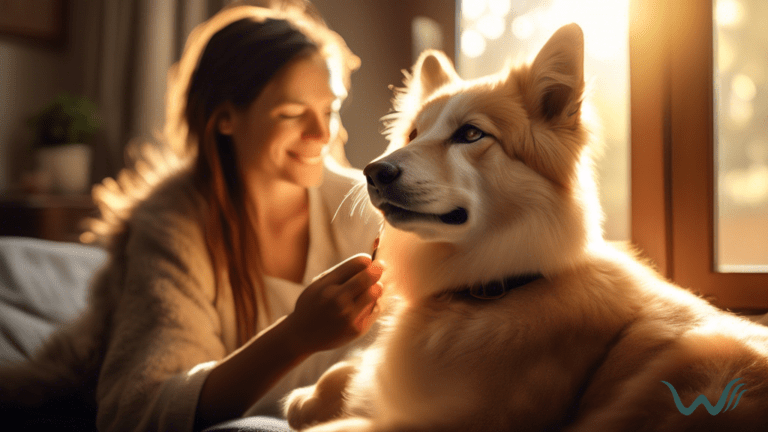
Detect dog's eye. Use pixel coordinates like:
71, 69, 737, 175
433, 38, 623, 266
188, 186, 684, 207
451, 124, 486, 144
408, 129, 417, 143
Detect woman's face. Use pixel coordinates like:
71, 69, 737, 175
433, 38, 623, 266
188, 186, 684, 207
219, 52, 345, 188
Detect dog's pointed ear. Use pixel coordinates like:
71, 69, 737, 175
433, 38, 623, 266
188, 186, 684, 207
412, 50, 458, 100
524, 23, 584, 122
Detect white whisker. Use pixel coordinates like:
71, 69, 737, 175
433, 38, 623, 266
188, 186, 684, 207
333, 180, 369, 223
351, 183, 370, 218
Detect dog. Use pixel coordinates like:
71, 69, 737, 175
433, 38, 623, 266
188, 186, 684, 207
283, 23, 768, 431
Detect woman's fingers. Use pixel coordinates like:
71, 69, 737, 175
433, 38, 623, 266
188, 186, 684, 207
353, 283, 383, 331
354, 282, 383, 309
290, 255, 385, 352
345, 260, 384, 299
311, 253, 371, 286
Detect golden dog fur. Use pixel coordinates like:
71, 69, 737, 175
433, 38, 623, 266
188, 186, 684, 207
284, 24, 768, 431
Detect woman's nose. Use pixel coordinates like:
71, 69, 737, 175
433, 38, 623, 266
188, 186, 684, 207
302, 113, 330, 142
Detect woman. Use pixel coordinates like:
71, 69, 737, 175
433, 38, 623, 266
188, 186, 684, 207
0, 2, 384, 431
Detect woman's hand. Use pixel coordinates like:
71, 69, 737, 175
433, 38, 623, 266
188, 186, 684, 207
195, 254, 381, 429
285, 253, 384, 355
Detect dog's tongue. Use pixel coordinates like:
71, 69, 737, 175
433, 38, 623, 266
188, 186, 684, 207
439, 208, 468, 225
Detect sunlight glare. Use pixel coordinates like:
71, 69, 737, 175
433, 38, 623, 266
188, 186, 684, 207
546, 0, 629, 62
487, 0, 511, 16
477, 15, 505, 40
511, 15, 536, 40
724, 165, 768, 206
732, 74, 757, 101
461, 29, 486, 58
716, 0, 745, 28
461, 0, 487, 21
717, 32, 736, 73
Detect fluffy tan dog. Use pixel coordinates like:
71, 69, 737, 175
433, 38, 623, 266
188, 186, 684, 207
284, 23, 768, 431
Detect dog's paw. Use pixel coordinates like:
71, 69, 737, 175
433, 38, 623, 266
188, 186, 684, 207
284, 385, 328, 430
284, 360, 359, 430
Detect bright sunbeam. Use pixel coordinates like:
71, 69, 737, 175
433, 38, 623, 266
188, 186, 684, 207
716, 0, 745, 27
546, 0, 629, 62
461, 29, 486, 58
460, 0, 629, 64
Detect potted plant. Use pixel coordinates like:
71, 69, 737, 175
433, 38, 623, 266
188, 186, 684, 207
27, 93, 101, 194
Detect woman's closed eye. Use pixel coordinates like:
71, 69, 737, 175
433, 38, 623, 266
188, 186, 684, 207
279, 110, 304, 119
275, 102, 309, 119
278, 105, 337, 121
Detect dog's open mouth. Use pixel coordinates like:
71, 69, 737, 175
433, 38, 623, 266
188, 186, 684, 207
378, 203, 468, 225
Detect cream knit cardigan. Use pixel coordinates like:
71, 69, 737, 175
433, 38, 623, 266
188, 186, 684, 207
0, 156, 380, 432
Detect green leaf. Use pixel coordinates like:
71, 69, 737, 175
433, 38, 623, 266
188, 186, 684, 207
26, 92, 101, 147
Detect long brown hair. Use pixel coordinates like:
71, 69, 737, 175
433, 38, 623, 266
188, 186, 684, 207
169, 6, 360, 346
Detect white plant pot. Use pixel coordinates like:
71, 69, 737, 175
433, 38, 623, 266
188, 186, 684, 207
36, 144, 93, 194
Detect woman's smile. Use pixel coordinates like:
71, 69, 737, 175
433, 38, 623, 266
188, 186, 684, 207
287, 149, 324, 165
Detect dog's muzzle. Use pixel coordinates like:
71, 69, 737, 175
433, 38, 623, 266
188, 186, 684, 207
363, 161, 468, 226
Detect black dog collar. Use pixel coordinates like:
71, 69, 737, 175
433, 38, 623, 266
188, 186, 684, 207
454, 274, 543, 300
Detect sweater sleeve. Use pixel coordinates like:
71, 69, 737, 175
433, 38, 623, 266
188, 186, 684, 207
95, 196, 224, 432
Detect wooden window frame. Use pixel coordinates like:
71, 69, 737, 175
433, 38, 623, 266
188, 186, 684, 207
630, 0, 768, 312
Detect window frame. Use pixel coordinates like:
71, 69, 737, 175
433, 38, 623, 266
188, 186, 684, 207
630, 0, 768, 312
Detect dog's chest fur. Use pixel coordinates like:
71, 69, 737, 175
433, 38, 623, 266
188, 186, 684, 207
345, 267, 635, 430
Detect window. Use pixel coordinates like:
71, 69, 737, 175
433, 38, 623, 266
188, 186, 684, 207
712, 0, 768, 272
631, 0, 767, 311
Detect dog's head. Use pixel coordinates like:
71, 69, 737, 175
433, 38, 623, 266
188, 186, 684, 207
367, 24, 603, 293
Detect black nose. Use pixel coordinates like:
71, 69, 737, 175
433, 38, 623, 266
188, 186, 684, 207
364, 161, 401, 188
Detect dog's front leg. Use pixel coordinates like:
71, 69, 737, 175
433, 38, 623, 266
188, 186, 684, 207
283, 358, 359, 430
